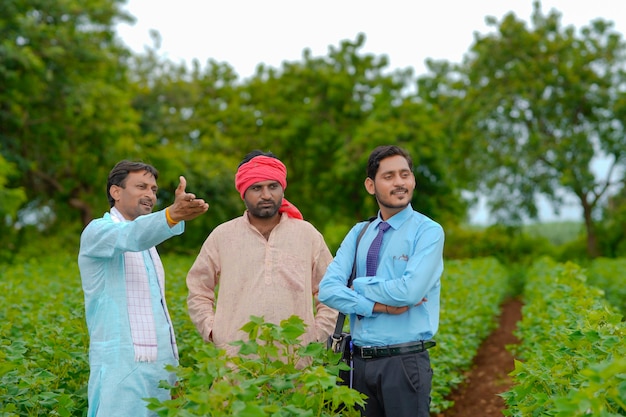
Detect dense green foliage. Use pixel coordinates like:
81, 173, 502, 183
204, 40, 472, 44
3, 247, 625, 415
1, 254, 511, 416
147, 316, 366, 417
444, 223, 556, 264
2, 1, 626, 259
596, 191, 626, 257
0, 254, 89, 415
0, 0, 138, 228
419, 1, 626, 257
587, 257, 626, 315
523, 221, 585, 247
503, 258, 626, 416
0, 155, 26, 253
4, 3, 626, 416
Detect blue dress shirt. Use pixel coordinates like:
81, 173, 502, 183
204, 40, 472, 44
319, 204, 444, 347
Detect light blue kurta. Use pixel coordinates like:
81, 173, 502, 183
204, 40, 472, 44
78, 210, 184, 417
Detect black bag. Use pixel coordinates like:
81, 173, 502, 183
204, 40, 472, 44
327, 331, 352, 386
327, 219, 372, 387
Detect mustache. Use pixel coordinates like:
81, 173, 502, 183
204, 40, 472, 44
391, 188, 408, 194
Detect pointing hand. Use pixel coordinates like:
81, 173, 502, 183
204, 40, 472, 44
167, 176, 209, 224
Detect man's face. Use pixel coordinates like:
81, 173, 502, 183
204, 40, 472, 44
110, 170, 158, 220
365, 155, 415, 216
243, 180, 284, 219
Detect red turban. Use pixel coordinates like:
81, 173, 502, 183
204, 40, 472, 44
235, 155, 303, 220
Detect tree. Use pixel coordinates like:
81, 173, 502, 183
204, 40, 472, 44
242, 34, 465, 234
597, 185, 626, 256
420, 1, 626, 257
0, 154, 27, 259
126, 34, 466, 251
127, 45, 252, 248
0, 0, 139, 234
0, 155, 26, 218
1, 8, 468, 256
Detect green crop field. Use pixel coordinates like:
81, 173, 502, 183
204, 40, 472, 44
1, 254, 624, 416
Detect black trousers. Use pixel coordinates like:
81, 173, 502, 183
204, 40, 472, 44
352, 350, 433, 417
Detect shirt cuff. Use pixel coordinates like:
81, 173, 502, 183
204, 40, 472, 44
167, 219, 185, 236
355, 297, 375, 317
173, 221, 185, 234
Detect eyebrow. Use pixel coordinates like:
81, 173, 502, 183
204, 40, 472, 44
136, 181, 158, 190
381, 168, 411, 176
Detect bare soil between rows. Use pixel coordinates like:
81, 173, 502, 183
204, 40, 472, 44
434, 298, 523, 417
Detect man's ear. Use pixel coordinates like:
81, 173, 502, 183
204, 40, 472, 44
109, 185, 121, 202
364, 177, 375, 195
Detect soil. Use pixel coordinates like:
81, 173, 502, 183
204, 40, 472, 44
434, 298, 523, 417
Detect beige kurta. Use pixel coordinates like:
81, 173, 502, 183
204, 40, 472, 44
186, 212, 338, 357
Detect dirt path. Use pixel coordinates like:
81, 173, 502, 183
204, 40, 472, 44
435, 298, 523, 417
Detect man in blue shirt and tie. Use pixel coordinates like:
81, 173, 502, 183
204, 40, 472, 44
319, 145, 445, 417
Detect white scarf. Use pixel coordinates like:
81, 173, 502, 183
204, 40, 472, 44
111, 208, 179, 362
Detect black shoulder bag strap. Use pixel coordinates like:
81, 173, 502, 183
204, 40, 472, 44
329, 217, 374, 350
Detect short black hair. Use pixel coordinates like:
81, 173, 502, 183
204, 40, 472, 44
366, 145, 413, 179
238, 150, 279, 168
107, 160, 158, 207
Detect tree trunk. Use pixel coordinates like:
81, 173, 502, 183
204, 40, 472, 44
69, 198, 93, 227
582, 199, 600, 258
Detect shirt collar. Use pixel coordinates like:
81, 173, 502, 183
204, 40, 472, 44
373, 204, 413, 230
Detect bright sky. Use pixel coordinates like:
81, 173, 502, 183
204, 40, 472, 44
116, 0, 625, 79
115, 0, 626, 223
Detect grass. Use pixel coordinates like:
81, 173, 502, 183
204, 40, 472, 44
523, 220, 584, 246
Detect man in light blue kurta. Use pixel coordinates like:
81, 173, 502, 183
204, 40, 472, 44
78, 161, 208, 417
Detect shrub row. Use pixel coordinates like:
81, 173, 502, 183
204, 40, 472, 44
0, 254, 512, 415
502, 257, 626, 416
586, 257, 626, 315
429, 257, 512, 413
0, 255, 89, 416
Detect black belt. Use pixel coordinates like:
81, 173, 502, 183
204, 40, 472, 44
353, 340, 436, 359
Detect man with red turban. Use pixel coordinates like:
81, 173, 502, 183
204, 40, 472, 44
233, 152, 303, 221
186, 150, 337, 362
